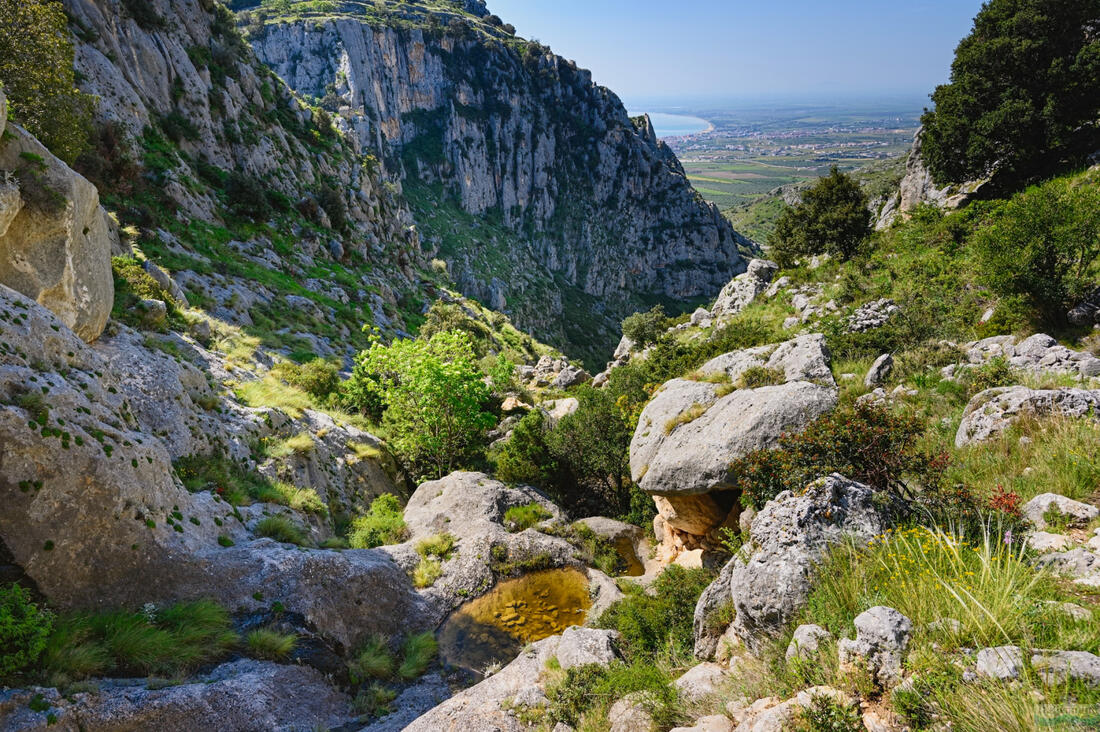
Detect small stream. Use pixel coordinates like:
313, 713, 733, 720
437, 568, 592, 675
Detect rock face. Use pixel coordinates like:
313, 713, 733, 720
405, 627, 621, 731
876, 128, 984, 228
0, 119, 113, 342
956, 387, 1100, 447
0, 285, 428, 649
694, 476, 886, 656
0, 660, 353, 732
786, 624, 834, 661
250, 13, 749, 362
630, 335, 838, 559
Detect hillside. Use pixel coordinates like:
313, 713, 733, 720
244, 0, 750, 366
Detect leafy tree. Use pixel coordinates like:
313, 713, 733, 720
972, 176, 1100, 323
771, 167, 872, 267
920, 0, 1100, 186
547, 386, 633, 514
0, 0, 95, 163
350, 330, 496, 479
620, 305, 671, 348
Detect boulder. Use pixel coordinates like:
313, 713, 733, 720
1023, 493, 1099, 531
1034, 548, 1100, 583
956, 387, 1100, 447
786, 624, 834, 661
0, 123, 113, 342
961, 334, 1100, 380
576, 516, 646, 575
541, 397, 580, 427
694, 475, 885, 655
974, 645, 1024, 681
1031, 650, 1100, 687
1068, 287, 1100, 326
0, 660, 353, 732
837, 606, 912, 688
711, 259, 778, 318
864, 353, 893, 388
673, 662, 729, 702
142, 259, 188, 305
406, 628, 620, 731
1026, 531, 1072, 553
608, 693, 656, 732
670, 716, 735, 732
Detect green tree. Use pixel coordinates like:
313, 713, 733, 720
771, 167, 872, 267
920, 0, 1100, 186
620, 305, 671, 348
350, 330, 496, 479
547, 386, 633, 515
0, 0, 95, 163
973, 176, 1100, 323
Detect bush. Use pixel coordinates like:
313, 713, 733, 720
0, 584, 53, 681
596, 565, 713, 664
542, 661, 683, 728
972, 177, 1100, 323
225, 171, 272, 220
254, 515, 309, 546
493, 410, 556, 487
0, 0, 95, 163
771, 167, 872, 267
731, 401, 945, 510
798, 693, 863, 732
317, 185, 347, 232
246, 629, 297, 660
273, 359, 340, 401
621, 305, 671, 348
919, 0, 1100, 185
348, 494, 408, 549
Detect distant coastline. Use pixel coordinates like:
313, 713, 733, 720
630, 111, 714, 139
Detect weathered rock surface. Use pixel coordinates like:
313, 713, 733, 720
1023, 493, 1099, 531
837, 606, 912, 688
864, 353, 893, 387
847, 299, 899, 333
786, 624, 834, 661
630, 335, 837, 557
694, 476, 885, 655
674, 662, 729, 702
711, 259, 778, 318
975, 646, 1025, 681
1031, 650, 1100, 687
958, 333, 1100, 380
876, 128, 984, 228
956, 387, 1100, 447
0, 660, 353, 732
405, 628, 620, 731
1034, 548, 1100, 586
0, 122, 113, 342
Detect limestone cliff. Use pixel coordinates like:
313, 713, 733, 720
248, 4, 749, 364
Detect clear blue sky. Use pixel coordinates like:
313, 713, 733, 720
488, 0, 986, 103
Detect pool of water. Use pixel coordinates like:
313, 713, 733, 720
437, 568, 592, 675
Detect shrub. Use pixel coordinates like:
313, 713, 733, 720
349, 636, 393, 682
972, 177, 1100, 323
254, 515, 309, 546
317, 185, 347, 232
542, 661, 683, 728
225, 171, 272, 220
771, 167, 872, 267
397, 631, 437, 680
348, 494, 408, 549
919, 0, 1100, 185
731, 401, 945, 509
738, 365, 784, 389
0, 0, 95, 163
273, 359, 340, 400
353, 683, 397, 718
963, 356, 1017, 395
621, 305, 671, 348
797, 693, 863, 732
503, 503, 552, 532
493, 409, 556, 487
596, 565, 713, 664
0, 584, 53, 681
246, 629, 297, 660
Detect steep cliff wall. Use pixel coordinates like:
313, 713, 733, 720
249, 8, 748, 364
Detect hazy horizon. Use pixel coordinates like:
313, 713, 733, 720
488, 0, 985, 101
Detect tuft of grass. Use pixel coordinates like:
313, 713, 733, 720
397, 631, 437, 680
415, 533, 456, 560
348, 494, 408, 548
737, 365, 785, 389
267, 432, 315, 458
663, 403, 708, 435
352, 683, 397, 718
234, 376, 313, 419
245, 629, 297, 660
503, 503, 553, 532
349, 636, 394, 682
411, 558, 443, 588
254, 515, 310, 546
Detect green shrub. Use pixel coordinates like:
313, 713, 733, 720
738, 365, 785, 389
273, 359, 341, 400
348, 494, 408, 549
621, 305, 672, 348
245, 628, 297, 660
964, 356, 1017, 395
771, 167, 872, 267
503, 503, 552, 532
596, 565, 712, 664
0, 584, 53, 681
352, 683, 397, 718
797, 693, 863, 732
730, 401, 945, 510
254, 515, 310, 546
542, 661, 683, 728
492, 409, 556, 487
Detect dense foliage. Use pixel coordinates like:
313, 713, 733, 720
620, 305, 672, 348
920, 0, 1100, 186
0, 584, 52, 682
771, 167, 872, 267
346, 330, 496, 479
348, 494, 408, 549
0, 0, 95, 163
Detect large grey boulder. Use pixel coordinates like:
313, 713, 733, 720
975, 646, 1025, 681
673, 662, 729, 703
956, 387, 1100, 447
711, 259, 778, 318
405, 628, 620, 731
864, 353, 893, 387
694, 475, 885, 656
0, 660, 353, 732
837, 606, 912, 688
1023, 493, 1099, 531
1031, 650, 1100, 687
0, 123, 113, 342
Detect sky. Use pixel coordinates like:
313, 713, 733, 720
488, 0, 987, 106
